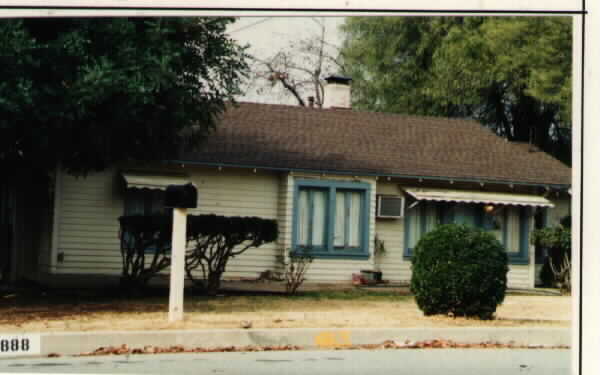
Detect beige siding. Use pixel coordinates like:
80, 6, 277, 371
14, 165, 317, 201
188, 168, 280, 279
52, 166, 282, 279
373, 182, 411, 282
54, 168, 123, 274
51, 165, 542, 288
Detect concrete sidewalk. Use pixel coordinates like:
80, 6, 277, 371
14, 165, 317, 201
2, 327, 571, 358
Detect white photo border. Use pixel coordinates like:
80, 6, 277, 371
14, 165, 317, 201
0, 2, 594, 375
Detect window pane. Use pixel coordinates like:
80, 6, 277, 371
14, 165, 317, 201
298, 189, 309, 246
424, 202, 437, 232
407, 207, 420, 249
124, 190, 145, 215
311, 190, 327, 247
150, 190, 165, 214
334, 192, 346, 247
348, 192, 362, 247
506, 207, 520, 253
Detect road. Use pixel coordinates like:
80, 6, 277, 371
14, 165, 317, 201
0, 349, 570, 375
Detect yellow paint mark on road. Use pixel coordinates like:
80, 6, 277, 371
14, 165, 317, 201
314, 330, 352, 348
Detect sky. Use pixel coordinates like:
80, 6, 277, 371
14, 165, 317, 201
226, 17, 345, 105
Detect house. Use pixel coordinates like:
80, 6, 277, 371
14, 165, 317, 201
5, 76, 571, 289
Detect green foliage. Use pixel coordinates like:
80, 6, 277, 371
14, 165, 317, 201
531, 226, 571, 254
0, 18, 248, 176
185, 215, 278, 295
531, 222, 571, 291
340, 17, 571, 164
410, 224, 509, 320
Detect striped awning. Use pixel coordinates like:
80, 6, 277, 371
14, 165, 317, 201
122, 172, 190, 191
402, 187, 554, 208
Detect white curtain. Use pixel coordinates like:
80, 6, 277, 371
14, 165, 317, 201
349, 192, 361, 247
311, 190, 327, 246
407, 206, 420, 249
334, 192, 345, 247
298, 190, 309, 246
506, 207, 520, 253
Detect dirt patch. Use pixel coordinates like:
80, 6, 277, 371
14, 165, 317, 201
0, 287, 570, 332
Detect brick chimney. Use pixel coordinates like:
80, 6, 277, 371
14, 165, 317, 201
322, 75, 352, 109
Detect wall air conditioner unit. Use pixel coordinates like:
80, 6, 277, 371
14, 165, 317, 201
376, 195, 405, 218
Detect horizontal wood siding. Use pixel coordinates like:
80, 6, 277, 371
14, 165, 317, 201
374, 182, 411, 282
55, 169, 123, 274
53, 166, 542, 288
187, 168, 280, 279
54, 166, 281, 279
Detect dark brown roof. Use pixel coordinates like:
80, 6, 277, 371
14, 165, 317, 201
178, 102, 571, 187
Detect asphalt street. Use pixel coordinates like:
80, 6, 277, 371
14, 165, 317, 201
0, 349, 570, 375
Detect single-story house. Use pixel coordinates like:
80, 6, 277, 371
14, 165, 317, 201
4, 76, 571, 289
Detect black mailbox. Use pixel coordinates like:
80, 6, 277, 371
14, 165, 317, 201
165, 183, 197, 208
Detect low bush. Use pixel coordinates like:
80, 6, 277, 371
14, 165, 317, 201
118, 214, 172, 292
185, 214, 278, 295
410, 224, 509, 320
278, 249, 313, 295
531, 221, 571, 294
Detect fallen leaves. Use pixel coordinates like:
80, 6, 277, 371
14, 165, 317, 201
332, 339, 570, 350
75, 344, 303, 357
68, 340, 569, 358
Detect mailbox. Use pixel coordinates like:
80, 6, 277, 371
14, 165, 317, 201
165, 183, 197, 208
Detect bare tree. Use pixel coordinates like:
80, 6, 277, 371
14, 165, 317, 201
245, 18, 343, 108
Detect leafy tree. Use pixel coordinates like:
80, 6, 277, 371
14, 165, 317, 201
0, 18, 248, 176
341, 17, 571, 164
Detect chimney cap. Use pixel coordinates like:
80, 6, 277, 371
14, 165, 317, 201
324, 75, 352, 85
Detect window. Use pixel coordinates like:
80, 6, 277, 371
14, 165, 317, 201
403, 201, 531, 264
502, 206, 530, 264
123, 189, 168, 253
293, 180, 370, 259
124, 189, 166, 216
404, 201, 438, 257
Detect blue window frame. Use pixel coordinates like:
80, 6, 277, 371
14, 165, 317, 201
292, 179, 371, 259
501, 206, 531, 264
403, 201, 530, 264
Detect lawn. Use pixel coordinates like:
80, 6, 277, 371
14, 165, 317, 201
0, 284, 570, 332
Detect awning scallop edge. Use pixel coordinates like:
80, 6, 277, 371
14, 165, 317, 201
402, 187, 554, 208
122, 171, 190, 191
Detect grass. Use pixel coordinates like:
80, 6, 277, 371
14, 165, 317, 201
0, 285, 570, 332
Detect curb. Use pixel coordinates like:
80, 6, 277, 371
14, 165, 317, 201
5, 327, 570, 357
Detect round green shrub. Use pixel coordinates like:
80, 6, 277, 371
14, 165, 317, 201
410, 224, 509, 320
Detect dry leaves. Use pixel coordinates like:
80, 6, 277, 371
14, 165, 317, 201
75, 344, 303, 357
68, 340, 568, 358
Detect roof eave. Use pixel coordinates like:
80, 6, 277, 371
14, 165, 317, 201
164, 159, 571, 191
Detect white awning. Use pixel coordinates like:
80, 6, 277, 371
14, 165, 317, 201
122, 172, 190, 191
402, 187, 554, 208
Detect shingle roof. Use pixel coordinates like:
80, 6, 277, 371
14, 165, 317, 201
178, 102, 571, 187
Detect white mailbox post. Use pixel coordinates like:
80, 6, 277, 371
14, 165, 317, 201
164, 183, 197, 323
168, 207, 187, 322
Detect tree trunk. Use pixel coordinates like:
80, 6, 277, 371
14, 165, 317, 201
205, 272, 222, 296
